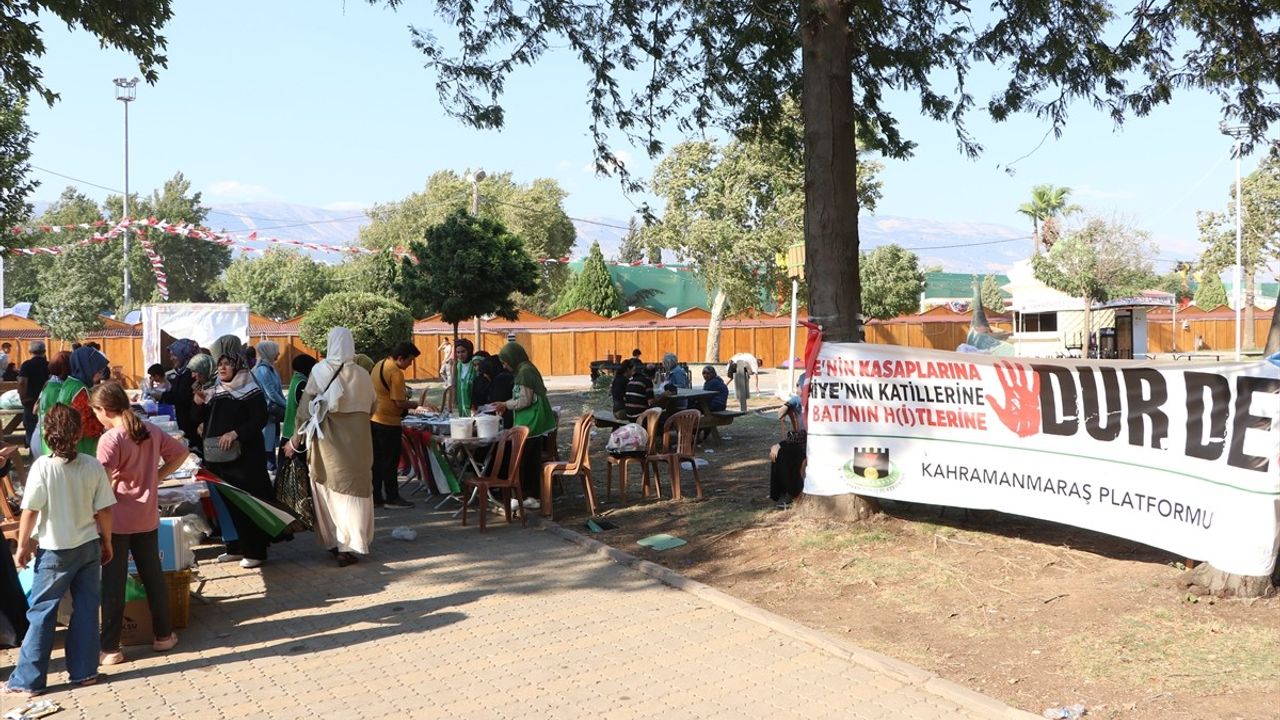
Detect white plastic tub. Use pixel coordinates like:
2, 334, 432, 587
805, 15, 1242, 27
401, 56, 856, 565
474, 415, 501, 439
449, 418, 475, 439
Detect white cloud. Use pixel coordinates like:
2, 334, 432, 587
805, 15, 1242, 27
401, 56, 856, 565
205, 180, 279, 202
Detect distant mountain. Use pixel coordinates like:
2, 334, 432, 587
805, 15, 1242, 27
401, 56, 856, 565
27, 199, 1029, 271
573, 213, 1029, 273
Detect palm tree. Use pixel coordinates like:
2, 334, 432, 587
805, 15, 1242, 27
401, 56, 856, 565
1018, 184, 1080, 256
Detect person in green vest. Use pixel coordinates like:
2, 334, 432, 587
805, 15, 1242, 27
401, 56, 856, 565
489, 342, 555, 512
47, 346, 109, 456
30, 351, 71, 458
280, 353, 317, 443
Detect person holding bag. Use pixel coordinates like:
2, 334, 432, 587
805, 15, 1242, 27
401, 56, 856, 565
194, 336, 273, 569
286, 328, 375, 567
90, 382, 189, 665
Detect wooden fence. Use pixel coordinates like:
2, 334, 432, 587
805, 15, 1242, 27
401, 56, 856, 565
0, 305, 1010, 385
1145, 306, 1273, 354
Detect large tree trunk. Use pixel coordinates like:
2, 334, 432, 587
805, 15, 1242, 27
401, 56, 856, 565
801, 1, 861, 345
704, 287, 728, 363
800, 0, 878, 520
1244, 271, 1256, 350
1183, 286, 1280, 598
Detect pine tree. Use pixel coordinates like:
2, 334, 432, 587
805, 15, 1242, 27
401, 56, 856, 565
553, 241, 623, 316
980, 275, 1005, 313
617, 217, 643, 263
1193, 272, 1229, 310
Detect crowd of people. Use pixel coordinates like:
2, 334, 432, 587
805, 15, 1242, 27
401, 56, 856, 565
1, 329, 559, 696
610, 350, 731, 426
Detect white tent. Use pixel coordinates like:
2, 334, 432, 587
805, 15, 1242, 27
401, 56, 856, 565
142, 303, 249, 369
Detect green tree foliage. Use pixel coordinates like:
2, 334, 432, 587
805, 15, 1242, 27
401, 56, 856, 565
1196, 156, 1280, 349
1193, 272, 1229, 310
647, 117, 881, 360
103, 172, 230, 303
1033, 216, 1157, 343
218, 249, 335, 320
980, 275, 1006, 314
359, 170, 574, 313
617, 217, 643, 264
330, 250, 401, 300
0, 85, 35, 233
1018, 185, 1080, 256
23, 190, 106, 326
386, 0, 1280, 351
1, 2, 173, 106
397, 209, 539, 333
34, 249, 107, 341
299, 291, 414, 360
860, 245, 925, 319
553, 241, 621, 316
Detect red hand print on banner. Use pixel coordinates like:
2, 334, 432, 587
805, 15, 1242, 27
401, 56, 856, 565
985, 361, 1041, 437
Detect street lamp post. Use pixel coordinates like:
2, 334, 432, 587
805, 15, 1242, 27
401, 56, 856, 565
1220, 122, 1249, 361
114, 77, 139, 313
467, 169, 486, 346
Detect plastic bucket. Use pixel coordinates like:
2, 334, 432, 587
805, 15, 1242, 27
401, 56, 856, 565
474, 415, 501, 439
449, 418, 475, 439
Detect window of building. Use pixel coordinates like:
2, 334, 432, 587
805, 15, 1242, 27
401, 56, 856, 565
1018, 312, 1058, 332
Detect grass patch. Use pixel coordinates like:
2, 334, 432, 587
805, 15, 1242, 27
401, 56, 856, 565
797, 528, 896, 552
1065, 608, 1280, 693
684, 502, 767, 536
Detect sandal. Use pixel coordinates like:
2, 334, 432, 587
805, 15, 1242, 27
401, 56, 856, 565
336, 552, 358, 567
78, 676, 99, 687
152, 633, 178, 652
100, 650, 126, 666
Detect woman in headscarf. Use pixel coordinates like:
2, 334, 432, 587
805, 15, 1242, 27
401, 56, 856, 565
285, 328, 375, 567
490, 342, 555, 511
160, 339, 201, 449
194, 335, 273, 569
251, 341, 288, 472
352, 354, 374, 373
185, 353, 216, 449
51, 346, 109, 455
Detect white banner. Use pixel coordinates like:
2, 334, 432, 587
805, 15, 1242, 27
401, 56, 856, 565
804, 343, 1280, 576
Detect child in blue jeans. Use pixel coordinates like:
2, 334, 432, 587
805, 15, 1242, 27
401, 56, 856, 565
2, 404, 115, 697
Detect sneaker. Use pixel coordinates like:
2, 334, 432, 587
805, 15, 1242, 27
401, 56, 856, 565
215, 553, 243, 563
152, 634, 178, 652
99, 650, 126, 666
384, 499, 414, 509
239, 558, 264, 569
509, 498, 520, 512
522, 497, 541, 510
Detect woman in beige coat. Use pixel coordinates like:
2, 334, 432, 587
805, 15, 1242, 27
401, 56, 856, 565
285, 327, 375, 567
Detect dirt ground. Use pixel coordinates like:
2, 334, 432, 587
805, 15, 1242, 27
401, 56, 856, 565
539, 384, 1280, 720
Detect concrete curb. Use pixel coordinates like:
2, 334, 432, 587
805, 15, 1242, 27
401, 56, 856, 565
533, 516, 1039, 720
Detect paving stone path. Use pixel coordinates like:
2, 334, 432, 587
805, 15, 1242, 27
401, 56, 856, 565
2, 507, 1034, 719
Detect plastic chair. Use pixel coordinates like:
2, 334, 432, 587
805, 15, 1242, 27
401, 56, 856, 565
461, 425, 529, 531
646, 409, 703, 500
540, 413, 595, 519
604, 407, 661, 504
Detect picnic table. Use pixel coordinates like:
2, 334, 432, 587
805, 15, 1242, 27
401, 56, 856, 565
0, 408, 24, 441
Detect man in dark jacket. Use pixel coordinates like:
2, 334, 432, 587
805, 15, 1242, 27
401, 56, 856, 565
17, 340, 48, 449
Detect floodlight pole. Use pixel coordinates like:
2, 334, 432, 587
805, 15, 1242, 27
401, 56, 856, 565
1220, 122, 1249, 361
115, 77, 139, 313
468, 169, 486, 347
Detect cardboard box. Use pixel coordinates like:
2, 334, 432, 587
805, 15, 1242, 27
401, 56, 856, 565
119, 570, 191, 647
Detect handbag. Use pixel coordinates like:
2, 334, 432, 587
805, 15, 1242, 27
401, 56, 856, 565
201, 395, 242, 463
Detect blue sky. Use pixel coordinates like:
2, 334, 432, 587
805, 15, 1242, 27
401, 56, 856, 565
19, 1, 1264, 273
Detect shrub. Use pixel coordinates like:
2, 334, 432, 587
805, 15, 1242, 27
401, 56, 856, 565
300, 291, 414, 359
